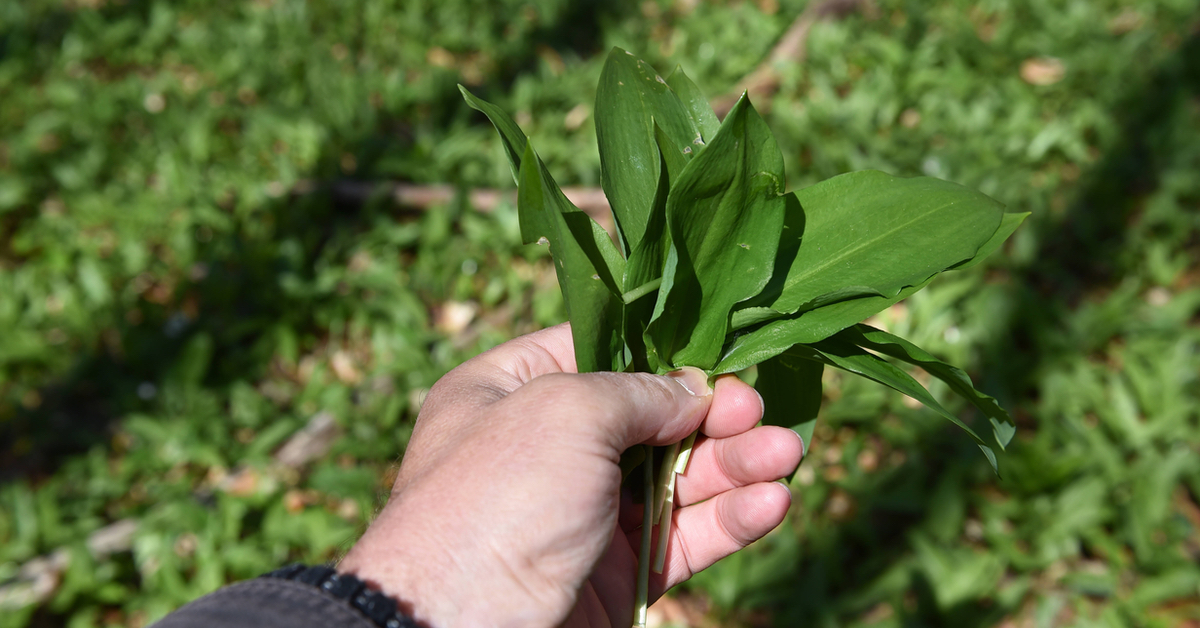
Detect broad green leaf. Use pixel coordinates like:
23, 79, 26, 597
622, 143, 673, 373
714, 277, 935, 374
646, 94, 786, 371
715, 200, 1022, 374
622, 124, 688, 301
518, 141, 623, 373
799, 339, 1000, 473
731, 191, 802, 323
461, 86, 626, 296
595, 48, 702, 253
750, 171, 1005, 315
731, 285, 883, 329
951, 211, 1030, 271
562, 212, 627, 299
666, 66, 720, 143
835, 324, 1015, 449
756, 348, 822, 475
654, 122, 692, 183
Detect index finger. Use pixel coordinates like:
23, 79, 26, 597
420, 323, 578, 417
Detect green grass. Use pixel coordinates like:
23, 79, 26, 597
2, 0, 1199, 626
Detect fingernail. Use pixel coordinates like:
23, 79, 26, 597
774, 480, 794, 504
789, 429, 806, 457
666, 367, 711, 397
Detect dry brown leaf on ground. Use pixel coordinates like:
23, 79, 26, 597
1020, 57, 1066, 85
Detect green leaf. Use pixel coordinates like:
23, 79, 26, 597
653, 121, 693, 183
518, 140, 623, 373
749, 171, 1005, 316
834, 324, 1015, 449
459, 85, 527, 186
714, 277, 935, 374
715, 194, 1023, 375
460, 85, 542, 244
595, 48, 702, 253
951, 211, 1030, 271
666, 66, 720, 144
562, 212, 627, 299
756, 348, 822, 473
621, 135, 676, 373
619, 124, 691, 305
730, 191, 802, 325
798, 339, 1000, 474
461, 86, 626, 297
731, 286, 883, 329
646, 94, 786, 371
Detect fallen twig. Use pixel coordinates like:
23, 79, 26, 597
0, 519, 138, 610
325, 181, 614, 230
712, 0, 866, 117
0, 412, 343, 611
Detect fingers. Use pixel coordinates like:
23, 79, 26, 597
476, 322, 579, 379
417, 324, 577, 418
500, 368, 712, 453
674, 426, 803, 507
425, 327, 764, 451
626, 482, 793, 596
700, 374, 765, 438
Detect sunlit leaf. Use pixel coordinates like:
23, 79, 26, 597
715, 199, 1017, 374
800, 339, 1000, 474
518, 140, 623, 372
715, 277, 935, 374
951, 211, 1030, 271
666, 66, 720, 144
745, 171, 1005, 316
645, 94, 786, 371
462, 86, 626, 297
595, 47, 702, 253
833, 324, 1015, 449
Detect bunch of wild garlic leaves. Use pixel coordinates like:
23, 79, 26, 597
461, 47, 1024, 628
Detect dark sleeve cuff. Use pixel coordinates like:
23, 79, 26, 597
152, 578, 378, 628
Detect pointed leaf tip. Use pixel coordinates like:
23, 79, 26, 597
991, 418, 1016, 450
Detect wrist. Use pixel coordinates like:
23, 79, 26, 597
339, 497, 568, 628
338, 540, 442, 627
338, 506, 474, 628
262, 563, 425, 628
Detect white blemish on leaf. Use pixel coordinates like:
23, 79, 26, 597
536, 236, 550, 245
592, 274, 601, 280
683, 146, 692, 154
738, 243, 750, 249
655, 75, 666, 84
751, 171, 783, 195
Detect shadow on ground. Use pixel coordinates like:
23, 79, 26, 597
732, 33, 1200, 628
0, 0, 640, 484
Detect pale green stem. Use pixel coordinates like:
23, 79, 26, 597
634, 445, 654, 628
653, 442, 680, 521
674, 429, 699, 475
652, 471, 677, 573
652, 429, 699, 573
621, 278, 663, 304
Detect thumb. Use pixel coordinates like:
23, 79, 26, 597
502, 367, 713, 453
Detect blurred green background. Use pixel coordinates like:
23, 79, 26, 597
1, 0, 1198, 626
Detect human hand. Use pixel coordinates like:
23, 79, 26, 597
338, 323, 804, 628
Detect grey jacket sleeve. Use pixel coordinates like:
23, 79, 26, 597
152, 578, 377, 628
